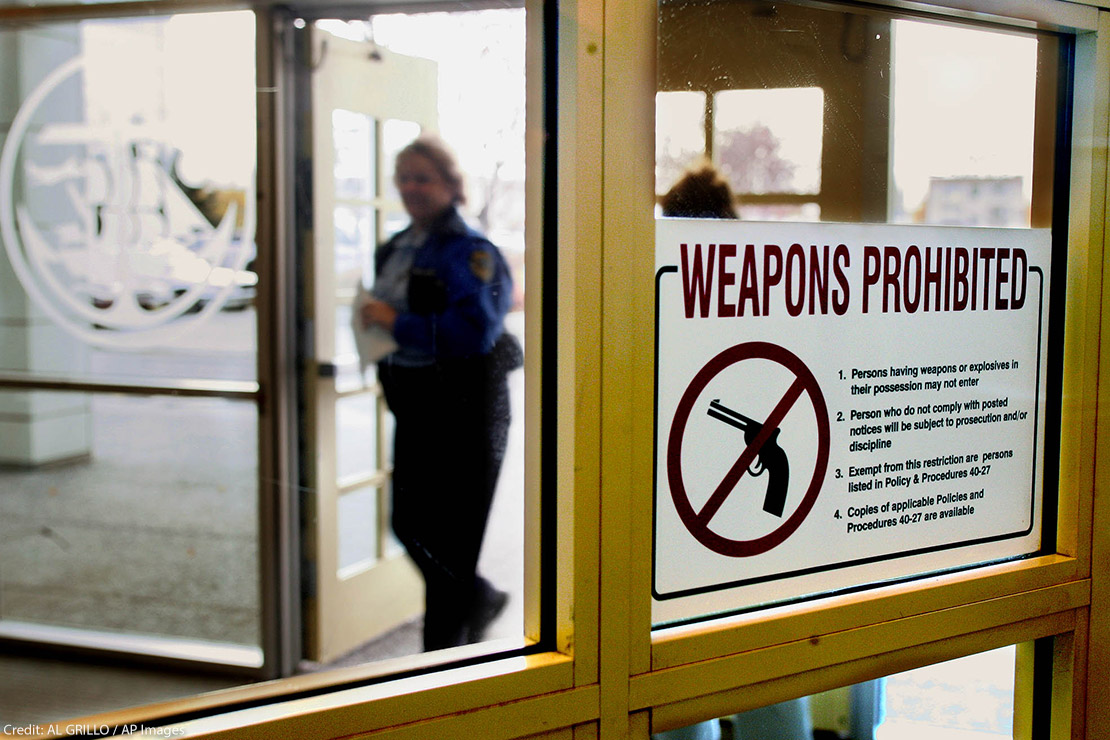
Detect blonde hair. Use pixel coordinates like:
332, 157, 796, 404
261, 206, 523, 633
396, 134, 467, 206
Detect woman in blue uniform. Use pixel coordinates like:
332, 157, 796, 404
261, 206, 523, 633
360, 135, 516, 651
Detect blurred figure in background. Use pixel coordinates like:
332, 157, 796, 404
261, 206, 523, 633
358, 134, 521, 651
660, 158, 739, 219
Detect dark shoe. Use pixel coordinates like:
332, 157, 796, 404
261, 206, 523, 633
423, 614, 469, 652
467, 582, 509, 644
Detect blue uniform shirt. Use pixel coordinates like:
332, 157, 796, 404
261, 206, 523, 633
375, 208, 512, 362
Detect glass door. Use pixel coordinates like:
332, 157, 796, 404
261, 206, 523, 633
302, 25, 436, 664
0, 10, 265, 669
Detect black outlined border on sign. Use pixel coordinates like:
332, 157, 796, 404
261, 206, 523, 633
652, 262, 1047, 604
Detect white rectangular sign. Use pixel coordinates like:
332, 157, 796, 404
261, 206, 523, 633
653, 220, 1051, 625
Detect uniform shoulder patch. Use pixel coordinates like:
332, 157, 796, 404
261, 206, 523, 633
469, 249, 495, 282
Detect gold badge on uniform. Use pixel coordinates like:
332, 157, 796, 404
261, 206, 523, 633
470, 250, 494, 282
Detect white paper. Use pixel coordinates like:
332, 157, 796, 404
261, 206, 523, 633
350, 285, 399, 373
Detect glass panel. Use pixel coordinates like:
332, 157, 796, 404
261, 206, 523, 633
656, 90, 706, 195
334, 203, 376, 379
334, 205, 375, 289
336, 391, 378, 481
0, 13, 258, 383
338, 484, 380, 572
657, 0, 1050, 226
0, 391, 259, 647
653, 645, 1021, 740
713, 87, 823, 195
368, 7, 525, 649
654, 0, 1058, 627
891, 21, 1036, 227
0, 1, 536, 723
380, 406, 403, 560
878, 645, 1017, 737
0, 10, 265, 726
333, 109, 376, 201
380, 118, 422, 236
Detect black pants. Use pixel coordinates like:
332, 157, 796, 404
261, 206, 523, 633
379, 356, 510, 651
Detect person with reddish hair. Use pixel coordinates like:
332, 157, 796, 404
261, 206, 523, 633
660, 159, 739, 219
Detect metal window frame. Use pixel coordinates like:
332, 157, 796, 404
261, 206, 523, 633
0, 0, 1105, 738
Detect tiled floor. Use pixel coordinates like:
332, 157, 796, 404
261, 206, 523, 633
0, 314, 525, 728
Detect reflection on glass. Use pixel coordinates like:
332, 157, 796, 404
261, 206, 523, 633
0, 392, 260, 648
713, 87, 823, 196
657, 0, 1047, 226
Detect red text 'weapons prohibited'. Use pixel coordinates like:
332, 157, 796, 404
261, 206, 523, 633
667, 342, 831, 557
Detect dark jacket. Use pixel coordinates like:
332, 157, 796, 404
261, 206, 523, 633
375, 208, 513, 359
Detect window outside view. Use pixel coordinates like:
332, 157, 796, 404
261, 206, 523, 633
656, 18, 1037, 228
890, 20, 1036, 227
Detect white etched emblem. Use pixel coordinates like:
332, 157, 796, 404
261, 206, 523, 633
0, 56, 257, 349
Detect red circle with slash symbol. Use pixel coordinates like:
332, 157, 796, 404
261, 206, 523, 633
667, 342, 830, 557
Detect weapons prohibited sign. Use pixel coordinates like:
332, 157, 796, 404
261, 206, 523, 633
667, 342, 830, 558
654, 219, 1050, 623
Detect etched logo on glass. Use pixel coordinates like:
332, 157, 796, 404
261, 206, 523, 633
0, 56, 257, 348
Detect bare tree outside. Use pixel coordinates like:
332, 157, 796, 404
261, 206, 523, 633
715, 123, 797, 195
658, 123, 797, 198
